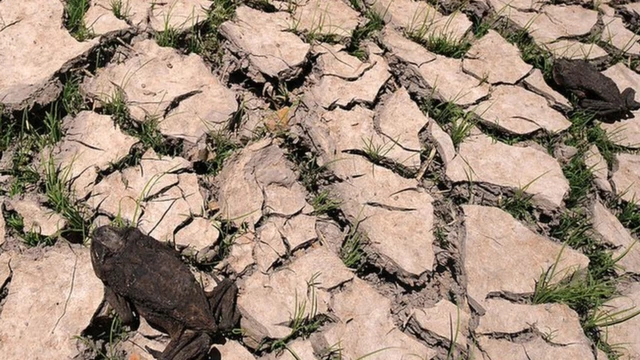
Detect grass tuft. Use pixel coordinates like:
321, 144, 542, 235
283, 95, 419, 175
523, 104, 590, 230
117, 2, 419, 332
62, 76, 87, 116
199, 131, 238, 175
43, 156, 90, 239
346, 9, 385, 60
110, 0, 131, 21
562, 152, 594, 209
311, 190, 341, 216
6, 212, 55, 247
421, 100, 476, 148
499, 187, 535, 223
341, 221, 366, 269
64, 0, 93, 41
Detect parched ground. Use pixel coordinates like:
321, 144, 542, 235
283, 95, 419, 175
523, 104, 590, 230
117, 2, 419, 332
1, 0, 640, 359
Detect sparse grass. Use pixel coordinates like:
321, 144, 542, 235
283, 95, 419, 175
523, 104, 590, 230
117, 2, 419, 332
43, 103, 63, 146
586, 306, 640, 333
6, 212, 55, 247
311, 190, 341, 215
3, 111, 53, 195
0, 112, 16, 152
185, 0, 238, 63
138, 115, 168, 153
101, 88, 177, 155
538, 208, 640, 357
551, 210, 620, 279
565, 111, 596, 148
406, 12, 471, 58
421, 100, 476, 148
346, 8, 385, 60
110, 0, 131, 21
586, 124, 626, 166
62, 75, 87, 116
562, 152, 594, 209
321, 345, 393, 360
499, 186, 535, 223
267, 273, 326, 352
64, 0, 93, 41
613, 199, 640, 235
77, 315, 128, 360
341, 221, 366, 269
102, 88, 129, 126
282, 139, 332, 193
498, 25, 553, 80
564, 110, 627, 167
156, 21, 180, 48
43, 156, 90, 239
532, 243, 615, 313
288, 5, 340, 44
533, 261, 616, 319
200, 131, 238, 175
361, 136, 394, 162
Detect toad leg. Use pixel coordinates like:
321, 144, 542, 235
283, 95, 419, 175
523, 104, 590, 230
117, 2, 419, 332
104, 286, 137, 325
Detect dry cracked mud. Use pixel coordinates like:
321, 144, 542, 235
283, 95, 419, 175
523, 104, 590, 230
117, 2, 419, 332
1, 1, 640, 360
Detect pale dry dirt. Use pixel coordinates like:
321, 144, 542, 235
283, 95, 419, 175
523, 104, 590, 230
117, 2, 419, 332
1, 0, 640, 360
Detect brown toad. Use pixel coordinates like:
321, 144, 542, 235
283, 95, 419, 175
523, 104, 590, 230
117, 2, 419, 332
91, 225, 240, 360
552, 59, 640, 120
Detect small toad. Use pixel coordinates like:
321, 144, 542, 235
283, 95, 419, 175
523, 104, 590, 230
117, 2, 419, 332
552, 59, 640, 120
91, 225, 240, 360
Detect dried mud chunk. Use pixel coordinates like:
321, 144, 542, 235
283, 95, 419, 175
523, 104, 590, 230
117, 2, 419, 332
475, 336, 595, 360
377, 87, 428, 155
6, 196, 67, 237
463, 30, 532, 85
463, 205, 589, 307
611, 153, 640, 206
370, 0, 471, 41
238, 247, 353, 344
599, 115, 640, 150
82, 39, 237, 141
0, 244, 103, 359
477, 299, 591, 347
413, 299, 471, 348
333, 156, 435, 279
601, 15, 640, 56
543, 40, 607, 60
84, 0, 129, 35
412, 56, 490, 106
596, 283, 640, 359
506, 5, 597, 45
522, 69, 572, 109
0, 0, 96, 110
217, 140, 310, 228
310, 45, 390, 108
291, 0, 361, 39
381, 28, 436, 67
446, 134, 569, 209
584, 145, 611, 193
487, 0, 544, 11
319, 278, 438, 360
473, 85, 571, 135
603, 63, 640, 98
590, 201, 640, 275
51, 111, 138, 199
219, 6, 311, 82
87, 148, 191, 221
91, 0, 212, 31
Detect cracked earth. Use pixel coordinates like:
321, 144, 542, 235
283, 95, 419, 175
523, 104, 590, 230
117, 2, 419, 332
1, 0, 640, 359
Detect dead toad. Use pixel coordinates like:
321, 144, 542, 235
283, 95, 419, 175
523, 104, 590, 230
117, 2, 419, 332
552, 59, 640, 120
91, 225, 240, 360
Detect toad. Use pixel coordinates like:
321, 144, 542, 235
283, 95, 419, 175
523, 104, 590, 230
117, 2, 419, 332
552, 59, 640, 120
91, 225, 240, 360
